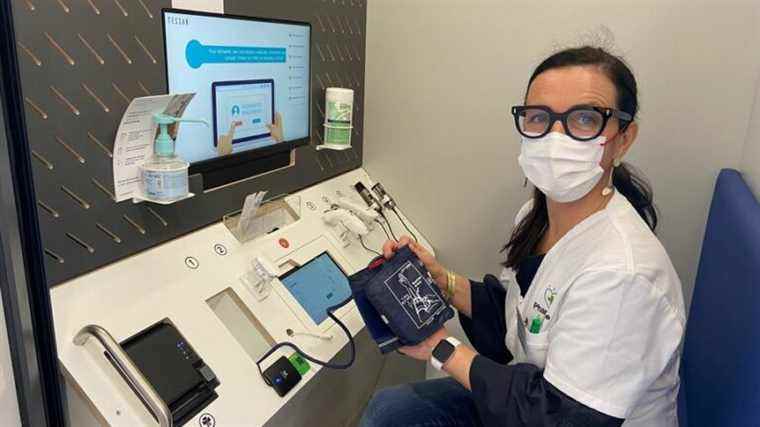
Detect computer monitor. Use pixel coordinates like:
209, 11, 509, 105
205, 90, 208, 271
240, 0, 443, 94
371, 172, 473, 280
162, 9, 310, 186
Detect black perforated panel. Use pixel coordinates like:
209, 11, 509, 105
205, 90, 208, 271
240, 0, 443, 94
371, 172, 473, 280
10, 0, 366, 286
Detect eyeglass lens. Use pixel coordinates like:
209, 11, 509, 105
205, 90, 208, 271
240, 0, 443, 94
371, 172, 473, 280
518, 108, 605, 140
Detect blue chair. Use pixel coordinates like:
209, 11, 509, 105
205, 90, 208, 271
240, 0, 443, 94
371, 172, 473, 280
679, 169, 760, 426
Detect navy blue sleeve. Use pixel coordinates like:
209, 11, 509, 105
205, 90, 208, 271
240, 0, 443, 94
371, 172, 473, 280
459, 275, 512, 364
469, 357, 624, 427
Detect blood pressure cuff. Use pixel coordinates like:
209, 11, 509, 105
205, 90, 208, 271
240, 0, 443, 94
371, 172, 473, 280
349, 246, 454, 353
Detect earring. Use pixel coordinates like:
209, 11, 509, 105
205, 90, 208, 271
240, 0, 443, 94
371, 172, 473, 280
602, 158, 621, 196
523, 177, 528, 188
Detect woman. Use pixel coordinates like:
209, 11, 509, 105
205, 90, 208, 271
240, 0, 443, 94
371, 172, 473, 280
360, 46, 685, 427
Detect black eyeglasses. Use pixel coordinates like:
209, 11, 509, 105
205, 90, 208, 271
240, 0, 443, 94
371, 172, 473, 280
511, 105, 633, 142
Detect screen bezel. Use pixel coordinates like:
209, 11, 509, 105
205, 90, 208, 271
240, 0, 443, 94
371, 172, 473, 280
278, 251, 351, 326
211, 78, 276, 146
161, 8, 311, 187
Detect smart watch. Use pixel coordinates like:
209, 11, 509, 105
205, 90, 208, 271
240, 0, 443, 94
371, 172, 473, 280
431, 337, 461, 370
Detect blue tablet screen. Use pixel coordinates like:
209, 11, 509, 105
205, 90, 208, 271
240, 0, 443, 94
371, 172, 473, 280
280, 253, 351, 325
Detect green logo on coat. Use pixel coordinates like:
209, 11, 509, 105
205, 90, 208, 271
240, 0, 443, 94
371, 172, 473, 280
544, 288, 557, 308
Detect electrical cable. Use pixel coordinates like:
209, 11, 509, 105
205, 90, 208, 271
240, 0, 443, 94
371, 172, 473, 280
359, 235, 382, 257
392, 208, 418, 242
380, 211, 398, 241
256, 297, 355, 379
375, 219, 392, 241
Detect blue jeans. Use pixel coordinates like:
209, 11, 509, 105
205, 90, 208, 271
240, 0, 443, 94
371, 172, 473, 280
360, 377, 483, 427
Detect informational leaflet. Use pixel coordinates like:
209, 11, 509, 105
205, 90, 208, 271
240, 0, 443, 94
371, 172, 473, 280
112, 93, 195, 202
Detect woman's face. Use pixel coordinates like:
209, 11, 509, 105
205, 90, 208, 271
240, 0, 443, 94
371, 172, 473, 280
525, 65, 637, 174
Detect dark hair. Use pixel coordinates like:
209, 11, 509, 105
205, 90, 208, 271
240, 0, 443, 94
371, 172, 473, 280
503, 46, 657, 268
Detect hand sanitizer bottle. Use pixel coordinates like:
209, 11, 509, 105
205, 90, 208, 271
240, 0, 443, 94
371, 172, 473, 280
139, 113, 207, 203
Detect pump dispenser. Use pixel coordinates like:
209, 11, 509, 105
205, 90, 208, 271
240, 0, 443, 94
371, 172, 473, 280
138, 113, 208, 203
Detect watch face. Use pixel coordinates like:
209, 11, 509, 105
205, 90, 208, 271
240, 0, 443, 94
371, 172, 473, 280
432, 339, 455, 364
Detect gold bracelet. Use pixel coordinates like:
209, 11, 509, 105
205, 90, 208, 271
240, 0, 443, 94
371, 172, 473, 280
446, 270, 457, 301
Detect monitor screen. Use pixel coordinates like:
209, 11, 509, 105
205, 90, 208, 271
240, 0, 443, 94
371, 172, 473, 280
163, 10, 310, 165
213, 79, 275, 145
279, 253, 352, 325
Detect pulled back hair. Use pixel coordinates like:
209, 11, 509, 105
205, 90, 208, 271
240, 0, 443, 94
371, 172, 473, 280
503, 46, 657, 269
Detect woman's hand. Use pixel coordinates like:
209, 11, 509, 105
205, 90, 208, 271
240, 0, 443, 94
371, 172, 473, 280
398, 327, 449, 361
382, 236, 448, 291
217, 120, 242, 156
267, 112, 285, 142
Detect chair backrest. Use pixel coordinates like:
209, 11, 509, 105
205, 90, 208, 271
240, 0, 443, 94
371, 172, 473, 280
681, 169, 760, 427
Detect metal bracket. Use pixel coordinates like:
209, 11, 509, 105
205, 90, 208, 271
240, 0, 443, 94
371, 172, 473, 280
73, 324, 173, 427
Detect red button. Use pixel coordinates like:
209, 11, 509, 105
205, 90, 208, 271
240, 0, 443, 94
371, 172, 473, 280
278, 238, 290, 249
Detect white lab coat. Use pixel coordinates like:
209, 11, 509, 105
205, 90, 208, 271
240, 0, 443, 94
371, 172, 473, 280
501, 191, 685, 426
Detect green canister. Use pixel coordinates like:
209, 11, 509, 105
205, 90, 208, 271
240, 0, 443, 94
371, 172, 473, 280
322, 87, 354, 150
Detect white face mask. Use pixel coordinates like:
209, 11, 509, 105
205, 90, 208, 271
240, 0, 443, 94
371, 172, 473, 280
518, 132, 606, 203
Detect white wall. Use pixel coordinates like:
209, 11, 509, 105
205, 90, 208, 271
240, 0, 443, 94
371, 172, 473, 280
743, 70, 760, 197
171, 0, 223, 13
364, 0, 760, 307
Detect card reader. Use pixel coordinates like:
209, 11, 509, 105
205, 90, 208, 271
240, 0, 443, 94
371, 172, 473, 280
262, 356, 302, 397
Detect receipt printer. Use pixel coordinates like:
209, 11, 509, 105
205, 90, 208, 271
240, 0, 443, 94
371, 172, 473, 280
118, 319, 220, 426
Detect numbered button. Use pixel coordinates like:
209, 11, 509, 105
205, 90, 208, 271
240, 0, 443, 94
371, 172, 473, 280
213, 244, 227, 256
184, 256, 199, 270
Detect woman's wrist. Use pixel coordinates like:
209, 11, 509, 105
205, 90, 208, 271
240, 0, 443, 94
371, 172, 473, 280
445, 270, 457, 301
431, 267, 449, 292
432, 267, 453, 297
431, 268, 472, 316
450, 273, 473, 317
442, 342, 476, 390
